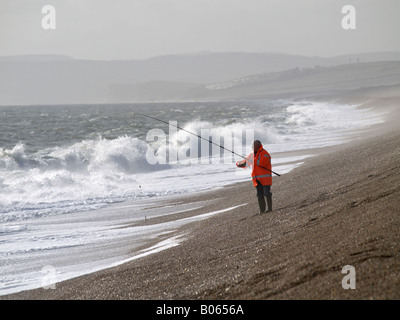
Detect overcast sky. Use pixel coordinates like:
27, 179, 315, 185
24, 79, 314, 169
1, 0, 399, 60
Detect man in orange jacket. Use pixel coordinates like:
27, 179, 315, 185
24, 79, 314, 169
237, 140, 272, 214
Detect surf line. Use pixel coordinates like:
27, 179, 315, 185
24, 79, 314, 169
134, 112, 281, 177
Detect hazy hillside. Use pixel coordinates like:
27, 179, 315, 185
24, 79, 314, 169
0, 52, 400, 105
188, 61, 400, 101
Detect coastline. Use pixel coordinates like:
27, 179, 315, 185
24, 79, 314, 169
2, 89, 400, 300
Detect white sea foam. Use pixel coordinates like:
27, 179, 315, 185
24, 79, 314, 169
0, 202, 245, 295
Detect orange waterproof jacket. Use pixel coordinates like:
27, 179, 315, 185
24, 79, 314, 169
238, 146, 272, 187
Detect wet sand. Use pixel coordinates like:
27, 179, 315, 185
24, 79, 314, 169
3, 90, 400, 300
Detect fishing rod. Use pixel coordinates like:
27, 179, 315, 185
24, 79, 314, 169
135, 112, 281, 177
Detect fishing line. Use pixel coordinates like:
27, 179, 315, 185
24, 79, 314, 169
134, 112, 281, 176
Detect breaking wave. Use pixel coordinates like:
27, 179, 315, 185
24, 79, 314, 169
0, 136, 170, 221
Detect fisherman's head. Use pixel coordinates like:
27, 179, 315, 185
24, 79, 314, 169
252, 140, 262, 152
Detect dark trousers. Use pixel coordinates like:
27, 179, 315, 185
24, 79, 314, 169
256, 180, 272, 212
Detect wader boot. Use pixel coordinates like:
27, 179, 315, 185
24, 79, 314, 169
266, 195, 272, 212
257, 196, 266, 214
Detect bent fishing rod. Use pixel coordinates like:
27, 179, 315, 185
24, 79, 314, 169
134, 113, 281, 177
